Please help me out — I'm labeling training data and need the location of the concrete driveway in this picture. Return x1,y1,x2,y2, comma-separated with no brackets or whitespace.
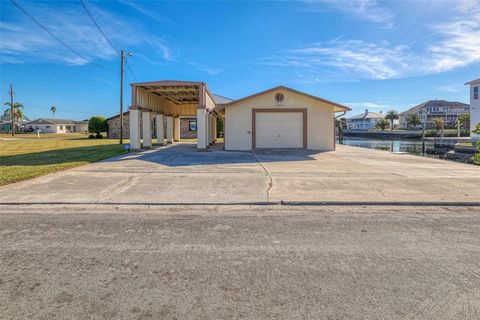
1,143,480,204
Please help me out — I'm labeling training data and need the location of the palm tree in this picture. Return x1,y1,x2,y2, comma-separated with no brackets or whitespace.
385,110,399,131
4,102,24,121
50,106,57,118
375,118,390,131
406,113,422,129
458,113,470,130
432,117,444,136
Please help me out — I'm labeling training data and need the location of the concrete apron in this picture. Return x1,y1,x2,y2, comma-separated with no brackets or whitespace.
1,144,480,206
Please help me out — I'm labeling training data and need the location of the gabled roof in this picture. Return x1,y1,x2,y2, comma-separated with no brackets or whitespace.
465,78,480,85
348,112,384,120
212,94,234,104
222,85,351,112
26,118,76,125
399,100,469,115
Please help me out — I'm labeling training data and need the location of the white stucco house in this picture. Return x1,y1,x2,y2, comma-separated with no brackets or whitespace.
346,110,384,130
25,118,88,133
128,80,350,151
466,78,479,140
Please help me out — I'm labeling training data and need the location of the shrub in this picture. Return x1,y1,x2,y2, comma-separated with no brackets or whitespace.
88,116,107,135
88,134,95,139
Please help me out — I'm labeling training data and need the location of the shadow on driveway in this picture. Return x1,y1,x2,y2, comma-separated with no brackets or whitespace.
101,143,325,167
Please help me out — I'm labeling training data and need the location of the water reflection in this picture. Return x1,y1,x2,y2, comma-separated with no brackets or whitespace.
337,137,434,155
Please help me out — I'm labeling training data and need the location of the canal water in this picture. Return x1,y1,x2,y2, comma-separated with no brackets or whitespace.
337,137,434,156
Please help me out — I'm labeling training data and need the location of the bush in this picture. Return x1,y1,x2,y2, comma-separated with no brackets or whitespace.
88,116,107,135
95,133,103,139
88,134,95,139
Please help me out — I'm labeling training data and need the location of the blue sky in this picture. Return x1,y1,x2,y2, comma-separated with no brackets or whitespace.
1,0,479,120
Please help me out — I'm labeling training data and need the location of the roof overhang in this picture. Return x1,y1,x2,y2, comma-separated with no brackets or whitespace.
130,80,217,106
465,78,480,85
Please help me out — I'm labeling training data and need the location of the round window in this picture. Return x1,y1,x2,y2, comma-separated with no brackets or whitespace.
275,92,284,103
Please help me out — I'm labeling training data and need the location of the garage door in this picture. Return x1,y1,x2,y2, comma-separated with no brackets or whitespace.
254,112,304,148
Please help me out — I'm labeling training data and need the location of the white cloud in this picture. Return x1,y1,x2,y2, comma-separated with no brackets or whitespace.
261,7,480,81
303,0,394,27
345,102,391,109
0,2,174,67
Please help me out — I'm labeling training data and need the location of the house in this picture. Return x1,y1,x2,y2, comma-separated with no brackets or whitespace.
0,114,30,133
127,80,350,151
398,100,469,129
346,110,384,130
107,94,232,140
465,78,479,140
25,118,89,133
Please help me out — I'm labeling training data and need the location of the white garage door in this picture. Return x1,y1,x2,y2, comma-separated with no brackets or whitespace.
255,112,304,148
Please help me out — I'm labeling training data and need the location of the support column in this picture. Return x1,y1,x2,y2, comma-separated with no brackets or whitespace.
156,113,164,145
142,110,152,148
166,116,174,144
173,117,180,142
197,109,207,151
213,115,217,143
129,108,141,150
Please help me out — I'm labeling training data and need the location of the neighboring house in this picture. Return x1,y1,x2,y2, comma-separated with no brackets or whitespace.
346,109,384,130
465,78,479,140
126,80,350,151
399,100,469,129
107,94,233,140
0,114,30,133
25,118,88,133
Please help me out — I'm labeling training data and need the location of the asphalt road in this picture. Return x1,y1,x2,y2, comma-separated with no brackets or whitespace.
1,204,479,320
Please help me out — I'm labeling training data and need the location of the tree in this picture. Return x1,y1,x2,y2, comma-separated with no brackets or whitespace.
458,113,470,130
385,110,399,131
4,102,24,120
406,113,422,129
88,116,107,138
375,118,390,131
472,123,480,165
50,106,56,118
432,117,444,136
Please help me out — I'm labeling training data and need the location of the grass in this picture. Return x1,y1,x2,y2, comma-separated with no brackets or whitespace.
0,133,126,186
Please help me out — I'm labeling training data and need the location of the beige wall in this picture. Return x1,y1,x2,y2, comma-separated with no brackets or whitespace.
136,87,197,116
225,89,335,151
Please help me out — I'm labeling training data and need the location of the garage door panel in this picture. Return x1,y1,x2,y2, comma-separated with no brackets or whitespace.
255,112,304,148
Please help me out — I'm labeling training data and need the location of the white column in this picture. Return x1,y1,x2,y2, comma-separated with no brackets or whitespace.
156,114,164,145
197,108,207,150
174,117,180,142
142,110,152,148
213,116,217,142
129,108,141,150
166,116,174,144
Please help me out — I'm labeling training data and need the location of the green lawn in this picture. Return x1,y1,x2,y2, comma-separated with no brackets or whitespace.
0,134,127,186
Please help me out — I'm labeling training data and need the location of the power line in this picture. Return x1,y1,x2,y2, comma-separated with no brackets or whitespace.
10,0,114,72
79,0,119,54
125,60,137,82
79,0,137,83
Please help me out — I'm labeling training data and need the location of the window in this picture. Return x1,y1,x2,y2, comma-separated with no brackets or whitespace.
46,125,50,128
474,86,478,100
189,121,197,132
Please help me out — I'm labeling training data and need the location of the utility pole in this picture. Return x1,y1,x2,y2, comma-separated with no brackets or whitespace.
119,50,133,145
9,83,14,137
120,50,125,144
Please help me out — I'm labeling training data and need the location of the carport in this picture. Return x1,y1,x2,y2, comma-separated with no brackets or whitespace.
129,80,218,151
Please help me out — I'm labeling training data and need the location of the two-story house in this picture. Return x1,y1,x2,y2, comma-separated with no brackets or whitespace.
399,100,469,129
465,78,479,140
346,109,385,130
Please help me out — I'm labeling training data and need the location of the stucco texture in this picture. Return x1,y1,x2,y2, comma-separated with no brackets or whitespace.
224,89,335,151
